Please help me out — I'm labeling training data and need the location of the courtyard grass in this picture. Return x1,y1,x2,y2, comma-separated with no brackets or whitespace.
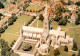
19,43,35,52
26,5,43,12
0,15,33,45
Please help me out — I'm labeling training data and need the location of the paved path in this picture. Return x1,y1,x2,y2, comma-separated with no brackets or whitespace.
4,32,19,36
29,15,39,26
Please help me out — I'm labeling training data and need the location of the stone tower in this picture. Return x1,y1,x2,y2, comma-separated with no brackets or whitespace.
40,5,49,44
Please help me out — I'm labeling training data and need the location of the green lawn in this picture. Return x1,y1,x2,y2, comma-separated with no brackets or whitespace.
51,21,80,50
26,5,43,12
31,20,43,28
32,20,80,56
32,20,80,50
40,46,77,56
0,15,33,45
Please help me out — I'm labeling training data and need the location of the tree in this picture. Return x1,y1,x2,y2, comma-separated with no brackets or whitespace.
39,14,44,21
0,16,1,20
8,14,17,25
68,0,74,5
4,25,8,30
11,53,20,56
64,46,68,52
72,54,76,56
54,49,60,56
22,43,31,51
0,13,3,16
0,2,4,9
8,18,14,25
6,52,12,56
72,42,78,51
0,27,5,33
77,50,80,56
1,0,7,3
0,39,11,56
75,14,80,25
75,1,80,6
23,3,29,11
58,19,67,26
75,19,79,25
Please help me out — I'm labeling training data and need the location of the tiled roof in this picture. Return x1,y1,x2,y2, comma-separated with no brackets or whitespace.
62,12,68,17
0,9,4,12
0,16,10,27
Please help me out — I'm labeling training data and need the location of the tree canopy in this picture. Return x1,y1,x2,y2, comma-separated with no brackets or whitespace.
0,2,4,9
22,43,32,51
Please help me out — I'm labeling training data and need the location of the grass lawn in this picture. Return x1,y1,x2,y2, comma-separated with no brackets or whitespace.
51,21,80,50
19,43,35,52
0,15,33,45
32,20,80,56
40,46,77,56
31,19,43,28
26,5,43,12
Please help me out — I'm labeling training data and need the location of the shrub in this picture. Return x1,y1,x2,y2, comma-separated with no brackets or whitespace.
54,49,60,56
22,43,32,51
14,40,16,42
10,44,13,47
4,25,8,30
64,46,68,52
72,54,76,56
58,19,67,26
39,14,44,21
77,50,80,56
72,42,78,51
0,27,5,33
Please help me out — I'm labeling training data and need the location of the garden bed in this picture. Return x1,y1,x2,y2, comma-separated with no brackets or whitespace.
19,42,35,52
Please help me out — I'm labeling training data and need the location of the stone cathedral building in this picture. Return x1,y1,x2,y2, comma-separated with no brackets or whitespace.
12,5,73,56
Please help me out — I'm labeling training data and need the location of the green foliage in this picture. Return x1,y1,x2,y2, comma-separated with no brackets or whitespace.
58,18,67,26
54,16,62,21
72,42,78,51
64,46,68,52
26,16,36,26
1,0,7,3
0,2,4,9
22,43,32,51
8,14,17,25
75,14,80,25
0,13,3,16
4,25,8,30
8,18,14,25
75,19,79,25
77,50,80,56
0,16,1,20
11,53,20,56
54,49,60,56
23,3,29,11
75,1,80,6
39,14,44,21
72,54,76,56
6,52,12,56
0,27,5,33
61,0,68,5
14,0,17,2
68,0,74,5
0,39,11,56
